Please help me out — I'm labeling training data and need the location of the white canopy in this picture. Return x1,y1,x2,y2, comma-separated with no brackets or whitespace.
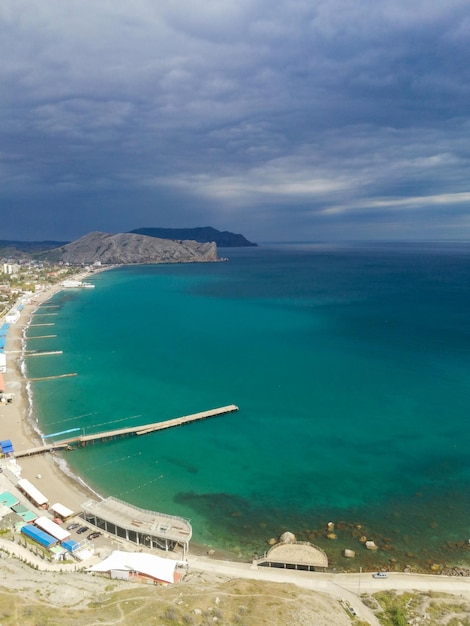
50,502,74,519
88,550,176,584
17,478,48,507
35,516,71,542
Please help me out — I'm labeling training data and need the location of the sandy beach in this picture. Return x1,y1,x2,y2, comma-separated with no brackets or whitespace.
0,274,247,561
1,279,98,513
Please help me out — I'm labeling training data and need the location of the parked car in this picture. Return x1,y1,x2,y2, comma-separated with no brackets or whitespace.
67,523,79,530
77,526,89,534
87,532,102,540
372,572,388,578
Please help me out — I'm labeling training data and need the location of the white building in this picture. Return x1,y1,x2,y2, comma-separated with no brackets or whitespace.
5,309,20,324
88,551,178,584
2,264,20,275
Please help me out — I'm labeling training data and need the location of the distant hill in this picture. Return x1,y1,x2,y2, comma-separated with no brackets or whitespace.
130,227,257,247
0,240,68,258
37,232,220,265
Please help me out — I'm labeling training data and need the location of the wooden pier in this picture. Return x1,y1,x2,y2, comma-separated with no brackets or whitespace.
29,323,55,327
15,405,239,458
26,335,57,340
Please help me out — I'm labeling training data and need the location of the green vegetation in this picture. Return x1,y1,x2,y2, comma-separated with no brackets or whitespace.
0,258,82,317
373,590,470,626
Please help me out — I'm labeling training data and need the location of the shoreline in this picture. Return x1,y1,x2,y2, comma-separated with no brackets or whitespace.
3,266,470,586
1,270,240,562
2,276,100,512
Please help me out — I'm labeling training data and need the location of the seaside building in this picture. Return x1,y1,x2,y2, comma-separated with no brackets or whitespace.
88,550,180,584
61,279,95,289
81,496,192,556
21,524,58,548
34,516,71,542
253,541,329,572
5,308,20,324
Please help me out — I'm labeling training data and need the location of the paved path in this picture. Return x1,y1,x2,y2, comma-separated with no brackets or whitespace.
188,554,470,626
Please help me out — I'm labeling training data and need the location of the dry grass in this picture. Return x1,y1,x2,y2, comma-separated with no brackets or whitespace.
0,556,352,626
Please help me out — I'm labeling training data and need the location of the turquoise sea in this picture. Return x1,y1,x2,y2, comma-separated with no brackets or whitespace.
25,242,470,569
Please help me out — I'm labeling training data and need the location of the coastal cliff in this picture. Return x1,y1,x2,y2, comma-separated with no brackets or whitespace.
39,231,220,265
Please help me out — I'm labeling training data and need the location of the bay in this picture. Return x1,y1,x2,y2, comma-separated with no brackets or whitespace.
26,242,470,567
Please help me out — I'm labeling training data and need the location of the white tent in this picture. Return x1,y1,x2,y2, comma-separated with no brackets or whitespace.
88,550,177,584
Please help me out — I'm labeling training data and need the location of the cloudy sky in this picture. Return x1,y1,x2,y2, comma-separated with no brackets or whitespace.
1,1,470,242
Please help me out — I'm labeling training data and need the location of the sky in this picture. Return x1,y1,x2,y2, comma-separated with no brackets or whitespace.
1,1,470,242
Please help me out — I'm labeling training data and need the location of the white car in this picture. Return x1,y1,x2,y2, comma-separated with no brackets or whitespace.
372,572,388,578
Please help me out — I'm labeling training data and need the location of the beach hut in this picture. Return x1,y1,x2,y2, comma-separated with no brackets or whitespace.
0,440,14,456
50,502,74,521
21,524,57,548
17,478,49,509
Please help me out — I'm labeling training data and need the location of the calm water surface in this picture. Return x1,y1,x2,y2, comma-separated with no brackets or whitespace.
26,242,470,568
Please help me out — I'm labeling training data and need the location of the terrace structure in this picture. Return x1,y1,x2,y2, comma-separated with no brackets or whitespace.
253,541,329,572
81,496,192,556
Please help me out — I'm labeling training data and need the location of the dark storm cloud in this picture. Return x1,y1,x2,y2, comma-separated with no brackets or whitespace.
1,0,470,240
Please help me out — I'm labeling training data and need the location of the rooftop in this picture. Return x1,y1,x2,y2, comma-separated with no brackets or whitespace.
81,496,192,545
260,541,329,568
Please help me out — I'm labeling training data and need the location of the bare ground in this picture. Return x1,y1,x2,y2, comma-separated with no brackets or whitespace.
0,554,353,626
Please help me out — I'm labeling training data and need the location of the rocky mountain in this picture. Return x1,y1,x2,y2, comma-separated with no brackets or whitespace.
38,232,220,265
130,226,257,247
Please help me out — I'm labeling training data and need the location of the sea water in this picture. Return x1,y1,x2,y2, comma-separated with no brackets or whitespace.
25,243,470,568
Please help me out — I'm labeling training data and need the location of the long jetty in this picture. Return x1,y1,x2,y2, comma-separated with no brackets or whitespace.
25,350,63,357
7,350,63,356
15,405,239,458
28,373,77,382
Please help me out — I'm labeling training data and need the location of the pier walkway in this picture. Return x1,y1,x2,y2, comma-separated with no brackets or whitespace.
15,405,239,458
